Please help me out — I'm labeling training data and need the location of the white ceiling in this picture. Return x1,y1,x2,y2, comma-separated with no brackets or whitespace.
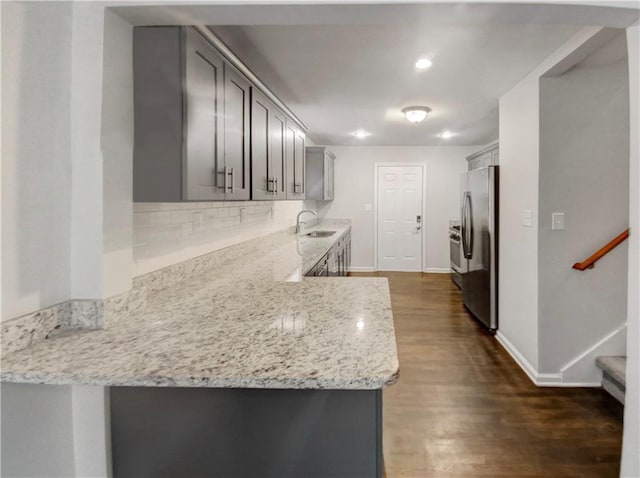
113,2,638,146
211,23,586,145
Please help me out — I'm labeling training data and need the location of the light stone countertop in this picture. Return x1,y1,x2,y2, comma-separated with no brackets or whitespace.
1,224,399,390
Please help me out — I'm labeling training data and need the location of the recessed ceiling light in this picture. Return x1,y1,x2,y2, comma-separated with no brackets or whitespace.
439,130,455,139
352,129,371,139
415,58,433,70
401,106,431,124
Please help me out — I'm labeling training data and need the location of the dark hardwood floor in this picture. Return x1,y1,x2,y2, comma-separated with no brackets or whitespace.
351,272,624,478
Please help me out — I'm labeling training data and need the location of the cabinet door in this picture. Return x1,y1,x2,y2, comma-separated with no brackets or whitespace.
294,127,306,199
184,28,225,201
285,120,305,199
133,27,184,202
270,107,287,200
251,89,271,200
285,120,296,199
223,64,251,200
324,155,335,200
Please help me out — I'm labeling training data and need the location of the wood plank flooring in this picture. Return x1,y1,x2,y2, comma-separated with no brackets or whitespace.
351,272,624,478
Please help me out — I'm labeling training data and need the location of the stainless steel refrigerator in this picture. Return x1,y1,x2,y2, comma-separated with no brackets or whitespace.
460,166,498,331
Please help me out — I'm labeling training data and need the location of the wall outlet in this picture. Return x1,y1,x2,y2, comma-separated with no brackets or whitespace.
552,212,565,230
522,210,533,228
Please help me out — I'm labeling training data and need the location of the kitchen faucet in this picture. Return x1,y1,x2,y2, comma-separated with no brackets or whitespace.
296,209,317,234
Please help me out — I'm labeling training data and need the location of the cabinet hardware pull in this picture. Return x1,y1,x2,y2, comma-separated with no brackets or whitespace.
227,168,234,194
217,168,227,190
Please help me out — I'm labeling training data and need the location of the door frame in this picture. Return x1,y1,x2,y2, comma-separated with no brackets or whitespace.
373,162,427,272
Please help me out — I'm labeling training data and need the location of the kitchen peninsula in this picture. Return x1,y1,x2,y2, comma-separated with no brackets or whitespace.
1,221,398,477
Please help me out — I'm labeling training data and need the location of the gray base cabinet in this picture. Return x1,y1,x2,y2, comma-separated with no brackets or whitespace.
111,387,382,478
305,146,335,201
306,231,351,277
133,27,250,201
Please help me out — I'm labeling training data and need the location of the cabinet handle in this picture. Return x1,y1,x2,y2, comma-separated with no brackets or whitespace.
227,168,234,194
274,177,278,195
216,168,226,190
224,166,228,192
267,177,275,193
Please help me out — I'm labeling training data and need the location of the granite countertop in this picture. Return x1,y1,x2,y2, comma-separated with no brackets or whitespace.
1,223,399,390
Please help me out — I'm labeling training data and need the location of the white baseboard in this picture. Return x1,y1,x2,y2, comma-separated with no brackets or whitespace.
357,267,451,273
495,329,619,387
348,266,376,272
495,331,542,385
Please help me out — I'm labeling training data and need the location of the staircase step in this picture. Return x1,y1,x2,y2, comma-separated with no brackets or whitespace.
596,356,626,404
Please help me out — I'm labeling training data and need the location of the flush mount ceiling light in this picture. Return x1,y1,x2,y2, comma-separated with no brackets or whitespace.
352,129,371,139
415,58,433,70
401,106,431,124
439,130,455,139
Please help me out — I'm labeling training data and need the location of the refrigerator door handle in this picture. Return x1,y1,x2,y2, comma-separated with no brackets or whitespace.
462,192,473,259
461,193,468,257
467,192,474,259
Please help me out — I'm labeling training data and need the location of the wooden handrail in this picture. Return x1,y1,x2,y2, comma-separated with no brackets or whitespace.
572,229,630,271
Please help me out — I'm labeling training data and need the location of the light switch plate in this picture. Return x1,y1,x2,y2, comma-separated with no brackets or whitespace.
522,210,533,228
364,203,372,211
552,212,565,230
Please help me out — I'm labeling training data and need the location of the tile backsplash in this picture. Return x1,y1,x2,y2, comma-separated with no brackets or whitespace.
133,200,311,276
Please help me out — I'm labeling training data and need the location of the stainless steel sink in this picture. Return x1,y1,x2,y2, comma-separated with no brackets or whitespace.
304,231,336,238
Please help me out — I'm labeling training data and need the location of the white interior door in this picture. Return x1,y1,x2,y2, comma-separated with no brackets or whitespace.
376,165,424,271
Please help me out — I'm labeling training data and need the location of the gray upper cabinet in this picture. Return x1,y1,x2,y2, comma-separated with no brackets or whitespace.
184,28,225,201
270,108,287,199
467,142,499,171
286,120,306,200
223,64,251,200
305,146,335,201
251,89,271,200
133,26,250,201
251,89,287,201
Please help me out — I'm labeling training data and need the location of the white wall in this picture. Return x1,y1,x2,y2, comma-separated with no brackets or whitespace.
70,2,106,301
538,36,629,374
1,4,116,477
1,383,76,477
1,1,73,321
498,70,542,371
0,6,83,473
621,22,639,478
497,26,608,376
102,8,134,297
317,145,478,271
